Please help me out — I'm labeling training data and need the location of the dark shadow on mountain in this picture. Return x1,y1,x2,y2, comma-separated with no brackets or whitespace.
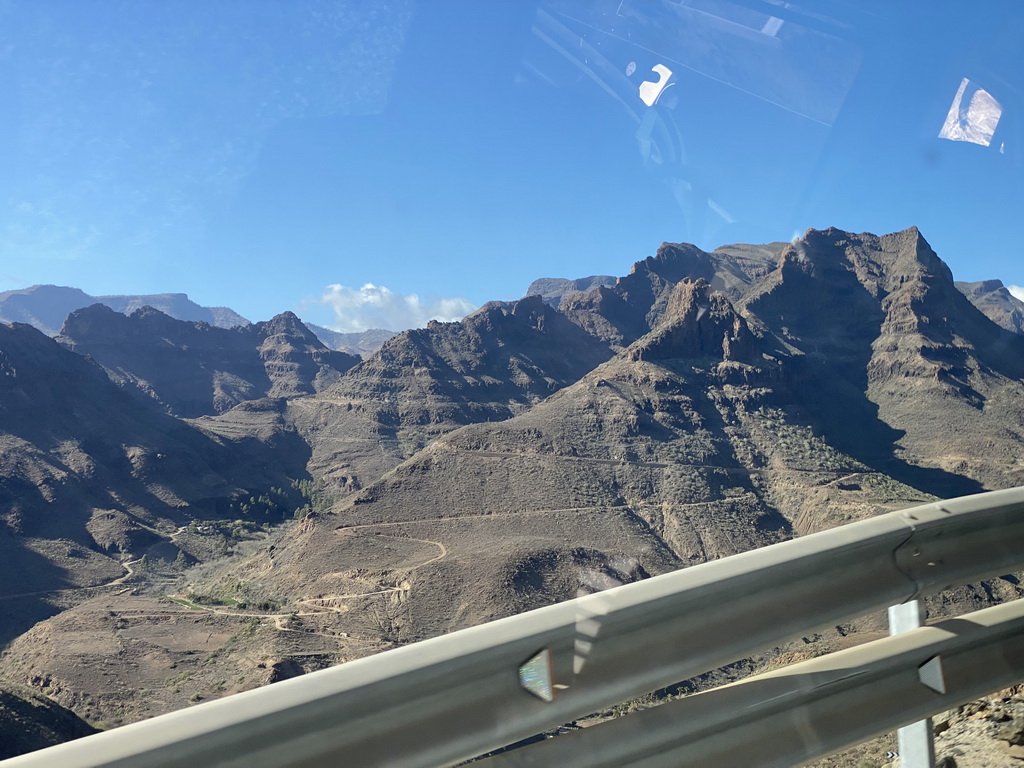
0,537,70,646
787,357,985,501
744,238,987,502
0,596,62,649
0,536,75,599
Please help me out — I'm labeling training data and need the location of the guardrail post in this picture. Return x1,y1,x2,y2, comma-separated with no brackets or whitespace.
888,600,936,768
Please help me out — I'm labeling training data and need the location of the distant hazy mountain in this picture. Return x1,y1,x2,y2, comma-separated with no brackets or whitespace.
95,293,249,329
0,285,250,337
524,275,617,307
0,285,96,337
306,324,397,356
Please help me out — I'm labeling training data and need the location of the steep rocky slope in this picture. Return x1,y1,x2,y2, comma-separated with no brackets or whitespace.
0,322,308,610
557,240,781,348
743,227,1024,496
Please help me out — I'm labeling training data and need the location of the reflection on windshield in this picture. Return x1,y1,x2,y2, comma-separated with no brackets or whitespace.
939,77,1003,148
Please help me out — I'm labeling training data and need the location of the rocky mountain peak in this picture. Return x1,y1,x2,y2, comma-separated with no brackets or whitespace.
510,293,547,316
58,303,128,341
130,304,203,332
256,311,322,344
630,241,713,284
509,294,561,331
256,312,358,399
878,226,954,286
628,278,756,362
57,304,358,416
461,295,562,337
663,276,712,318
61,303,214,347
974,278,1007,293
777,228,861,277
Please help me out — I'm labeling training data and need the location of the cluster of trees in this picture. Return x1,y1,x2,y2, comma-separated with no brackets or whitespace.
227,486,294,522
289,478,338,518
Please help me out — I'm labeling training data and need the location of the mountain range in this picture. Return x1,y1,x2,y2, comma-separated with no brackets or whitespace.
2,226,1024,761
0,284,396,357
0,285,250,337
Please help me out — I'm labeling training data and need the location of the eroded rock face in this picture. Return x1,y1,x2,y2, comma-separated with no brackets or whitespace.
524,275,616,307
628,278,757,363
741,227,1024,495
256,311,360,399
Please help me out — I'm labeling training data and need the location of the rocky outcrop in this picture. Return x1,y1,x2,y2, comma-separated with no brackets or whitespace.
256,311,359,399
558,240,779,348
737,227,1024,496
628,278,758,363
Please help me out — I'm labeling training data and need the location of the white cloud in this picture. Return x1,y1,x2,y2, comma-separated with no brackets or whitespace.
1007,285,1024,303
314,283,476,333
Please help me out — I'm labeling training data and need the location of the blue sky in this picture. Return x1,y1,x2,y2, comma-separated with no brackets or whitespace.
1,1,1021,330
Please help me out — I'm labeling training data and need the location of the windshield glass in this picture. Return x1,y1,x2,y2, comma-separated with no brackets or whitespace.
1,2,1023,765
3,1,1019,323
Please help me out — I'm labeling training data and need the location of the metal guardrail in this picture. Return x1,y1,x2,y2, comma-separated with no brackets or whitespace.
5,487,1024,768
478,597,1024,767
